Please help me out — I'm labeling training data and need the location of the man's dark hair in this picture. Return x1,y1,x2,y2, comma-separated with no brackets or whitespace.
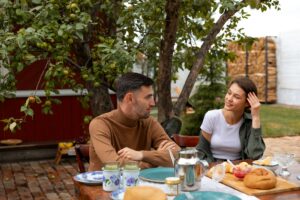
115,72,154,101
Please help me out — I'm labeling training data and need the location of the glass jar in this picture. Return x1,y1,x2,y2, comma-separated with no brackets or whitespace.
165,177,180,196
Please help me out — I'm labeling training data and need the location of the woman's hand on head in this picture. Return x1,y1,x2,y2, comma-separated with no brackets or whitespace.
247,92,261,128
247,92,261,117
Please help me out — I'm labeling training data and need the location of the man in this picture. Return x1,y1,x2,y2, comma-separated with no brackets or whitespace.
88,72,180,171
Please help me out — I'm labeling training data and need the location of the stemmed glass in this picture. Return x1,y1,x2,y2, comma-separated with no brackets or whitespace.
274,153,295,178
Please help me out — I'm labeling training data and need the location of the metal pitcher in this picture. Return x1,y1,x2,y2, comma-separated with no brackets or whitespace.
174,148,208,191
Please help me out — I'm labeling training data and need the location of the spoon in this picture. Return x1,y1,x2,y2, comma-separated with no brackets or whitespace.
226,159,236,169
168,148,175,166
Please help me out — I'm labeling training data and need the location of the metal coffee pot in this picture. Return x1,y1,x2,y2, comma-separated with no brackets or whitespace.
174,148,208,191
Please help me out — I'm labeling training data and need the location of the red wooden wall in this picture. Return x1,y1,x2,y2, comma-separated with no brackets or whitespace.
0,96,90,142
0,60,116,143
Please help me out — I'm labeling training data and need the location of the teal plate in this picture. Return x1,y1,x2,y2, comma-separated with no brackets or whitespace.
174,191,241,200
139,167,174,183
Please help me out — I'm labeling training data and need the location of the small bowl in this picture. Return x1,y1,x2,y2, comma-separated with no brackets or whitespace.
233,167,252,179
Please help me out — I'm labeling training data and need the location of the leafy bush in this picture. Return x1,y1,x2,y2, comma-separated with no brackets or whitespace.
180,83,225,135
180,49,227,136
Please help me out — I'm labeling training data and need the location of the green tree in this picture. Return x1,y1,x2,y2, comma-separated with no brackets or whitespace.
0,0,279,132
0,0,133,131
158,0,280,122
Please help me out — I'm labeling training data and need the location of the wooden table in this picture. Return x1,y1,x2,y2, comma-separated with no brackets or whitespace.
73,162,300,200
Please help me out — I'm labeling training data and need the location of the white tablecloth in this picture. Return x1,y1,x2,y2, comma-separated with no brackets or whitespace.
139,176,259,200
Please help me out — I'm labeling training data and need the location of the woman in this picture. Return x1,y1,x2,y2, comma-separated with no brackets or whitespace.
196,76,265,163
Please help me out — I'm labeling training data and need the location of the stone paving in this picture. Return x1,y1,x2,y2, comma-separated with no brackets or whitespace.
0,158,78,200
0,136,299,200
263,136,300,161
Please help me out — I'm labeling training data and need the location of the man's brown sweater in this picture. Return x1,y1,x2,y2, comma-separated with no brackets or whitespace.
88,109,180,171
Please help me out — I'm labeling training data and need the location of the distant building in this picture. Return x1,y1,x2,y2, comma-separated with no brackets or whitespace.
276,30,300,106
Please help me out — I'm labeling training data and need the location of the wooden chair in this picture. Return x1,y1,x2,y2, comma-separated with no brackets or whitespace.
54,142,74,164
75,144,90,173
173,134,199,147
161,116,182,139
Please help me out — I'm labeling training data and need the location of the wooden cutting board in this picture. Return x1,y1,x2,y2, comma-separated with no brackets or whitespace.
207,173,300,196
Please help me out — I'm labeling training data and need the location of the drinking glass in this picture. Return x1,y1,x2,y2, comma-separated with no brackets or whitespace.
123,161,139,170
210,163,225,191
274,153,295,177
102,161,121,191
212,163,226,183
122,161,140,188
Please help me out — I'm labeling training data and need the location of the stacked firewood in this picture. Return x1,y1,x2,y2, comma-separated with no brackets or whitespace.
227,37,277,103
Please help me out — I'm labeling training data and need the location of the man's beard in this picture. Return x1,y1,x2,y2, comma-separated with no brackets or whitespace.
140,112,150,119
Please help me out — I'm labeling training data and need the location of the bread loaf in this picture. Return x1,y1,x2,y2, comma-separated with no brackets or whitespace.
243,168,277,189
124,186,166,200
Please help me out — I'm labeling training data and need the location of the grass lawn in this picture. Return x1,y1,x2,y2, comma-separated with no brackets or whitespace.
152,104,300,138
261,104,300,138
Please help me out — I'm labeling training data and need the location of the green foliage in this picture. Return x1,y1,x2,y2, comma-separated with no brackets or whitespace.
0,0,280,132
0,72,16,102
0,0,136,131
0,95,41,132
180,83,225,136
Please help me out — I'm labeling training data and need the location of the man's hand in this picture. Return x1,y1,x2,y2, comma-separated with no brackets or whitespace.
158,140,176,151
118,147,143,161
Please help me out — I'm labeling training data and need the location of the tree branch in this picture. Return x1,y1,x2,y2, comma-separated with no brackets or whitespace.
34,58,50,94
174,2,246,116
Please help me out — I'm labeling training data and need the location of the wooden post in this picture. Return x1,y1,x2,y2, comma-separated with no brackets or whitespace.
264,36,269,103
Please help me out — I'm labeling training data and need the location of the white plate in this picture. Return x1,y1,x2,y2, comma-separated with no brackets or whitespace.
252,161,279,171
74,171,103,185
111,188,125,200
253,160,278,167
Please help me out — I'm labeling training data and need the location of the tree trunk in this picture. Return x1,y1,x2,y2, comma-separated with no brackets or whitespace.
173,7,241,116
72,2,120,117
73,37,114,117
88,83,113,117
157,0,181,122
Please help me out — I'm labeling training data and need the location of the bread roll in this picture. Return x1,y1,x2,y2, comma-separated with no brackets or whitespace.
238,162,250,168
124,186,166,200
244,168,277,189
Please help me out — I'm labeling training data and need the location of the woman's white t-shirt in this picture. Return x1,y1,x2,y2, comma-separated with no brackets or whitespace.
200,109,243,160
